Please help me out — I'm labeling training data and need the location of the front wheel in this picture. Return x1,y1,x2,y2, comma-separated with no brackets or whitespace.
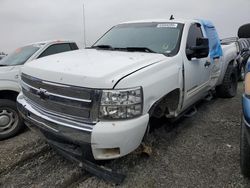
0,99,24,140
216,64,238,98
240,117,250,177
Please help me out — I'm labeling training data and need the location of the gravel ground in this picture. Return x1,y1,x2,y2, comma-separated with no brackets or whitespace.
1,83,250,188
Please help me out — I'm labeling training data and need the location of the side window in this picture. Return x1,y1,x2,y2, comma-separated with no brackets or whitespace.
186,24,203,50
70,43,79,50
38,43,72,58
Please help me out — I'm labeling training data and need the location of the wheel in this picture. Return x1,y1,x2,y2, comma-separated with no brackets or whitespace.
216,64,238,98
0,99,24,140
238,65,245,81
240,117,250,177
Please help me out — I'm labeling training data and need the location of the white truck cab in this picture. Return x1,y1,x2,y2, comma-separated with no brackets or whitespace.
17,19,239,160
0,40,78,140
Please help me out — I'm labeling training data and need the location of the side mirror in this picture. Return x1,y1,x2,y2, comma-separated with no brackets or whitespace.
186,38,209,60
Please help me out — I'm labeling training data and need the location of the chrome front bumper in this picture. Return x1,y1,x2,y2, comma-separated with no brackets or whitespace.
17,93,92,145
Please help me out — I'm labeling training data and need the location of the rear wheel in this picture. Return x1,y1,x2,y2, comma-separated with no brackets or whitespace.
0,99,24,140
216,64,238,98
240,117,250,177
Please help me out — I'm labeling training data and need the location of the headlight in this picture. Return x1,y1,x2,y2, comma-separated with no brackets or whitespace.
99,87,143,119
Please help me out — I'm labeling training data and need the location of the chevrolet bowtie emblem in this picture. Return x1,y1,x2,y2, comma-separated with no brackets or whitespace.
37,88,49,100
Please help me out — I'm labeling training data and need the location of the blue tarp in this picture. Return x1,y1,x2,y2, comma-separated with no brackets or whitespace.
199,19,223,59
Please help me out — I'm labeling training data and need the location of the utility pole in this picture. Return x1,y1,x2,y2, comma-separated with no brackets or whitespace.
83,3,87,48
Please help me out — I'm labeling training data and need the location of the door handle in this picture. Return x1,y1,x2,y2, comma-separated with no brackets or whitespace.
204,61,211,67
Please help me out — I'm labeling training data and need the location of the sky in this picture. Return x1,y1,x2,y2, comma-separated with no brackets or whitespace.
0,0,249,53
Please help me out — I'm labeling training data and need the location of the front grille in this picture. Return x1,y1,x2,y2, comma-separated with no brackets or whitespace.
21,73,101,125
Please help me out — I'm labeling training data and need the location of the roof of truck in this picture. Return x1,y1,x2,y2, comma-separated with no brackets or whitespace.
120,18,196,25
27,40,75,47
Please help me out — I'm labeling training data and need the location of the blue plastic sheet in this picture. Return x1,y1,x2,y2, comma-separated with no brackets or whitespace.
199,19,223,59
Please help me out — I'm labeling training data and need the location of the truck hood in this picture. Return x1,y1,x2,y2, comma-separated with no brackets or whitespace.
0,65,20,85
22,49,166,88
0,66,15,73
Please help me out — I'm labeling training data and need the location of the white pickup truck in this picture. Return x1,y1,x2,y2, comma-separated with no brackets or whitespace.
0,40,78,140
17,19,239,160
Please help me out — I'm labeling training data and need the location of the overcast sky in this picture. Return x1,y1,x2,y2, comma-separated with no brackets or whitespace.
0,0,249,53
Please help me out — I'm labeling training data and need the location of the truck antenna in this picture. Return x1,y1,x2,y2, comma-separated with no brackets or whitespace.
170,15,174,20
83,3,87,48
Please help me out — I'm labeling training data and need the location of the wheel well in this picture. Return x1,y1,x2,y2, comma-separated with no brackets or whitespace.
224,59,237,73
0,90,19,102
149,88,180,118
236,58,241,70
229,60,235,66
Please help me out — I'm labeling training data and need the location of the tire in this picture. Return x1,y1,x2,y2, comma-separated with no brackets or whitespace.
240,117,250,177
0,99,24,140
216,64,238,98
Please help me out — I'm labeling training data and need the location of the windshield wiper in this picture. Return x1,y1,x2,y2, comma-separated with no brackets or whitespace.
91,45,114,50
123,47,156,53
91,45,156,53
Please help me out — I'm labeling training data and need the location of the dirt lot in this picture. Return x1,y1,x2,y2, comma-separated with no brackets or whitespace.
1,83,250,188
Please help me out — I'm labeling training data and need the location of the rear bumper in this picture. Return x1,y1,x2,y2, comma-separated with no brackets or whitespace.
17,93,149,160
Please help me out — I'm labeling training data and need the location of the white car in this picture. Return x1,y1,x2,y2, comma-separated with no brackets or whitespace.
0,40,78,140
17,19,239,160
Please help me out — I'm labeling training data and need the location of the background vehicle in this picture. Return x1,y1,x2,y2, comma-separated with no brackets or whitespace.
0,54,7,60
220,37,250,81
238,37,250,81
0,40,78,140
17,19,239,161
239,23,250,177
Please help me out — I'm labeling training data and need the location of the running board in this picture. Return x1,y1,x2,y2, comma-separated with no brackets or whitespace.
184,106,197,118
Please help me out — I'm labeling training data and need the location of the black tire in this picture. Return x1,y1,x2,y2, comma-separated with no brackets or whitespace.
216,64,238,98
240,117,250,177
0,99,24,140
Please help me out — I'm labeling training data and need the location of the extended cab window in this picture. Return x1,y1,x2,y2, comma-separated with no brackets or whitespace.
186,23,204,57
38,43,72,58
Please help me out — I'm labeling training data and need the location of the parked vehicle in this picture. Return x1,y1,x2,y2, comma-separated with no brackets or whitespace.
0,54,6,60
241,59,250,177
239,23,250,177
17,19,239,161
220,37,250,81
238,37,250,80
0,40,78,140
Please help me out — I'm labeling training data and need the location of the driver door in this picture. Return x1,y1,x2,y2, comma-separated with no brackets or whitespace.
183,23,211,107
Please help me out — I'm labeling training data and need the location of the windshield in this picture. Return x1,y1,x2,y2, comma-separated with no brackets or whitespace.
0,45,40,66
93,22,184,56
